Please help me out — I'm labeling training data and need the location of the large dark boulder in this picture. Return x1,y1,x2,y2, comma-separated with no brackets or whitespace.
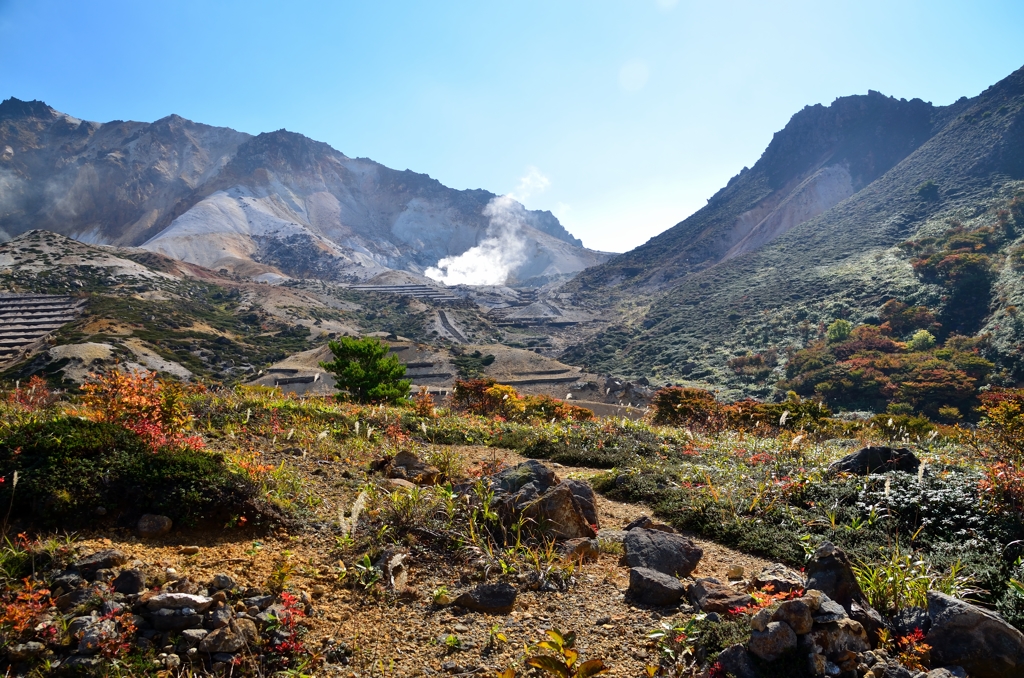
623,528,702,577
926,591,1024,678
627,567,685,606
828,446,920,475
806,542,884,641
522,484,597,539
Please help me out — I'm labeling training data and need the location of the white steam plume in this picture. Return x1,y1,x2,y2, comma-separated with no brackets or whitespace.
425,167,549,286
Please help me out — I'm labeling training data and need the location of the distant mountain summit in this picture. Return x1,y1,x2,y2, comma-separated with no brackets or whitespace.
0,99,605,285
566,64,1024,393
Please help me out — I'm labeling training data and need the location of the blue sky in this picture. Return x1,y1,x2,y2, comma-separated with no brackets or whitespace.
2,1,1023,253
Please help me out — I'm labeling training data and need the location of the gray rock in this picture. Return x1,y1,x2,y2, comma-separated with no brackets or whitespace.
206,606,233,629
772,597,814,634
78,619,117,655
805,542,864,610
453,582,517,614
927,669,965,678
627,567,685,606
926,591,1024,678
752,563,806,593
562,478,600,528
750,607,773,632
137,514,173,537
623,528,703,577
73,549,129,578
243,595,274,610
256,604,296,629
199,618,258,654
493,460,558,493
892,606,930,636
50,570,85,593
112,568,146,595
387,450,440,485
828,446,920,475
716,643,759,678
522,483,597,539
748,621,797,661
211,574,236,590
803,618,869,656
688,578,753,613
176,628,209,652
54,588,95,612
624,514,676,533
68,615,95,637
813,595,848,623
557,538,600,563
63,656,104,669
146,592,214,613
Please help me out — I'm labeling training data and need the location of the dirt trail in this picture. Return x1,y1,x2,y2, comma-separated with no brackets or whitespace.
71,444,772,677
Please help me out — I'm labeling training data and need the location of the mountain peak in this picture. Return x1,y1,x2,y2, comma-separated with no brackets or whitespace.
0,97,57,120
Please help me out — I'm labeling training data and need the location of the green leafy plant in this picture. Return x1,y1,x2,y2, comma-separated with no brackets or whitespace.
319,336,410,404
524,629,608,677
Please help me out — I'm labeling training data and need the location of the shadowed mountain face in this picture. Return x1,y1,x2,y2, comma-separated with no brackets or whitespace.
0,99,605,284
565,65,1024,391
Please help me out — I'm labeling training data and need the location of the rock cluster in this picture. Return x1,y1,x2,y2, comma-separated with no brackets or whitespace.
708,543,1024,678
5,548,316,673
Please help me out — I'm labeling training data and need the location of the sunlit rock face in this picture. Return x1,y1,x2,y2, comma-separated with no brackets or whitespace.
0,98,607,285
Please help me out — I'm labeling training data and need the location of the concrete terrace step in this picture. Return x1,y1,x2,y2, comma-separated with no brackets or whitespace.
0,294,84,365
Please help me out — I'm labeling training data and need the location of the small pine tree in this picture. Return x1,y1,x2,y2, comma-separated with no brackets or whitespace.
319,336,411,403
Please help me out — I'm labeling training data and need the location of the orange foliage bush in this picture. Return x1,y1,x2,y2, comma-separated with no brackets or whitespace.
79,369,204,451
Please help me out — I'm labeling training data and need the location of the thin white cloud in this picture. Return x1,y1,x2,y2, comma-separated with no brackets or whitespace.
512,166,550,201
619,59,650,92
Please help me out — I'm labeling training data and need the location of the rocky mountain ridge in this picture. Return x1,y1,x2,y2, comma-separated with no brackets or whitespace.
565,64,1024,397
0,99,606,285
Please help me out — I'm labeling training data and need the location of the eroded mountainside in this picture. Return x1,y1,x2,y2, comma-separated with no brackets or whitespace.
0,99,607,284
565,66,1024,399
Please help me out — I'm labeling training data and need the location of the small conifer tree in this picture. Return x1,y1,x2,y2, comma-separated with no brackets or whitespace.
319,336,410,403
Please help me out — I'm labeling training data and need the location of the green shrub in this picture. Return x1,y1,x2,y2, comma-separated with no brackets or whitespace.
826,319,853,343
0,418,271,528
320,336,410,404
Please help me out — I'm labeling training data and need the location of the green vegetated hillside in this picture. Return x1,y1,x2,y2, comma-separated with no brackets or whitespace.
564,65,1024,411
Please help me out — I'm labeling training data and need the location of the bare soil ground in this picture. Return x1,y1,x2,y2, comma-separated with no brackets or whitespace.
71,444,770,677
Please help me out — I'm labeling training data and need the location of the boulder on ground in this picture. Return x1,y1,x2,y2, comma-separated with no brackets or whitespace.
73,549,129,578
752,563,805,593
689,577,754,613
137,514,173,538
493,460,558,494
716,643,759,678
804,618,870,657
386,450,440,485
624,514,676,533
111,569,145,595
623,528,702,577
748,621,797,661
522,484,597,539
926,590,1024,678
828,446,920,476
453,582,517,614
627,567,685,606
557,538,600,563
805,542,865,611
